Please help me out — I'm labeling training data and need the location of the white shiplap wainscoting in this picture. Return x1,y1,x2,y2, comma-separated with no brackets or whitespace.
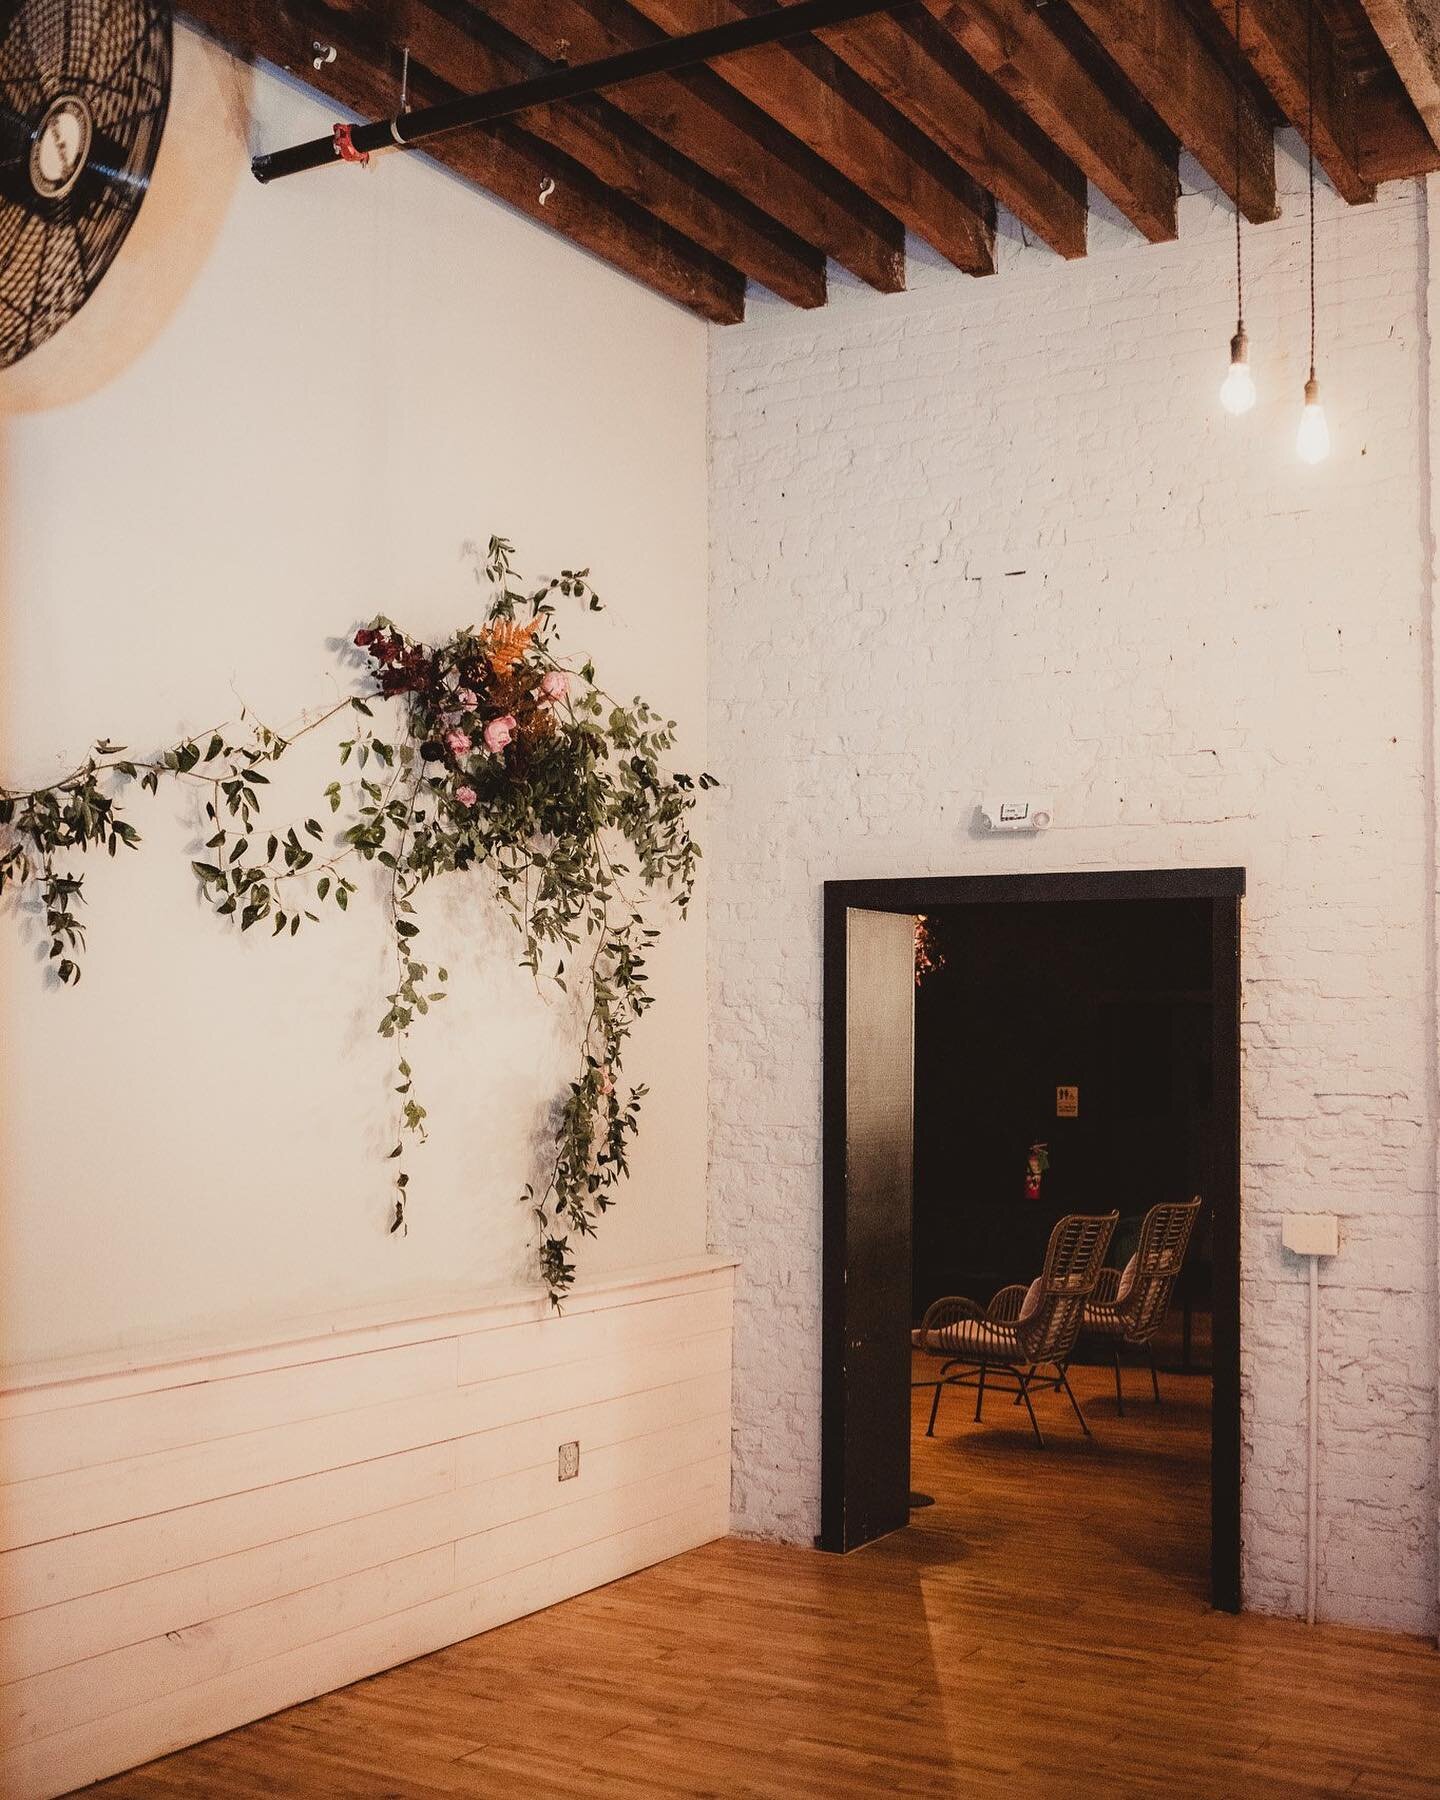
0,1258,734,1800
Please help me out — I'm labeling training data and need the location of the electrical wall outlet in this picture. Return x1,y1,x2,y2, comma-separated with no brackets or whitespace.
557,1440,580,1481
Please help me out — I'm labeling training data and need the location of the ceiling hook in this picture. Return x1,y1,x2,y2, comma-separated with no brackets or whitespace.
538,175,556,206
398,45,411,113
312,42,337,71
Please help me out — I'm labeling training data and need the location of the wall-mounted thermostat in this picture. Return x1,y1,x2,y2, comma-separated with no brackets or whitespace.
979,797,1054,833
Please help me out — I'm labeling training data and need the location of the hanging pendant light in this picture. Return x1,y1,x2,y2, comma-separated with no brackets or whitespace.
1220,0,1256,415
1296,0,1331,462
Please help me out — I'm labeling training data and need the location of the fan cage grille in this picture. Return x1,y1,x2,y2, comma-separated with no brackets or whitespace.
0,0,172,369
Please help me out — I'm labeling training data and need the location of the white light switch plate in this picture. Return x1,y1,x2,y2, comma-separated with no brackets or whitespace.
1282,1214,1339,1257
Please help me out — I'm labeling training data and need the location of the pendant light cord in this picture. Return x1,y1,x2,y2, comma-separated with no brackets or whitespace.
1307,0,1317,382
1234,0,1244,332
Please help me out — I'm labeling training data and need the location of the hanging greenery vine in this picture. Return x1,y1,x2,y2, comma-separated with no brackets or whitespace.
0,538,714,1304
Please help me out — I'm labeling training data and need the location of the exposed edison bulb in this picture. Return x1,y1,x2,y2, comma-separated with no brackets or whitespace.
1296,374,1331,464
1219,328,1256,415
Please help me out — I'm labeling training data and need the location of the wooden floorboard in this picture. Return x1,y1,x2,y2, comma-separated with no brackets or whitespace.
81,1363,1440,1798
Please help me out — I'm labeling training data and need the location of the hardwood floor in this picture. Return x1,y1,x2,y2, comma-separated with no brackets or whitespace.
85,1361,1440,1799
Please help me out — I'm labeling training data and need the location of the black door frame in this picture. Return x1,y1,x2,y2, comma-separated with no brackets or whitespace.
820,866,1244,1612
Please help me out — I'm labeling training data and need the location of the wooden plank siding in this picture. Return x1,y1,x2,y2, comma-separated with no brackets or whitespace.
0,1260,735,1800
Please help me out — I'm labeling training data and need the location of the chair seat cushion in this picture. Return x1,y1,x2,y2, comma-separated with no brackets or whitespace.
912,1318,1019,1360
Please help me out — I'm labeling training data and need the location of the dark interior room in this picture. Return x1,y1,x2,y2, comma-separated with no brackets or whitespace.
912,897,1214,1370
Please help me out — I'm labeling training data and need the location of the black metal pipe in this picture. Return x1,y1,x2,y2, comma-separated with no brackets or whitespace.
252,0,901,183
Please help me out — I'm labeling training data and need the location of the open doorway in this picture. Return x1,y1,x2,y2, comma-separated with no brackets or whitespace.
820,869,1242,1613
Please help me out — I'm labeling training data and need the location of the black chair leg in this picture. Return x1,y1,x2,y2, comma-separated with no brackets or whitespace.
974,1363,987,1422
1057,1363,1091,1438
1148,1346,1161,1405
1012,1364,1037,1405
1113,1347,1126,1417
1016,1366,1045,1447
926,1379,944,1437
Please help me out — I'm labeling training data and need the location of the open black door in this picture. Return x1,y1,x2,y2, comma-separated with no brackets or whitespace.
819,902,915,1552
820,867,1243,1610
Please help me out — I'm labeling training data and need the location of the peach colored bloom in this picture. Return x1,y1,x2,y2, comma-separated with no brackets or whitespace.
483,714,517,753
444,730,472,756
538,670,569,703
455,785,477,807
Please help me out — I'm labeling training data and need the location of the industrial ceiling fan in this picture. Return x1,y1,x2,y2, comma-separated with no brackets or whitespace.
0,0,172,369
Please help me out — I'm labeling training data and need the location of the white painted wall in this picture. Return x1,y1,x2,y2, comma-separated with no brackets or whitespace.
0,25,711,1371
708,154,1440,1635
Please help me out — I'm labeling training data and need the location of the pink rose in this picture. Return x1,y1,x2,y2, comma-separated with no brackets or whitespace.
454,785,477,807
483,714,517,753
538,670,569,704
444,729,472,756
456,688,478,709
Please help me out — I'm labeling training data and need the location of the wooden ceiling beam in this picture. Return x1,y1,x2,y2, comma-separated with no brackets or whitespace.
1354,0,1440,148
1354,66,1440,180
1203,0,1374,203
326,0,827,306
181,0,747,321
458,0,905,291
1066,0,1279,222
617,0,998,273
816,5,1088,258
918,0,1179,243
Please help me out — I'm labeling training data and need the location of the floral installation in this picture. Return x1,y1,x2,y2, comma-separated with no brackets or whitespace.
1024,1141,1050,1201
0,537,714,1304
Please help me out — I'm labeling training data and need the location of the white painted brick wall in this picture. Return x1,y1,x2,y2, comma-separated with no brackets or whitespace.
706,149,1440,1636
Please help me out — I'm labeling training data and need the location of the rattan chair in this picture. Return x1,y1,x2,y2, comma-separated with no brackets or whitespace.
912,1211,1118,1447
1082,1196,1202,1415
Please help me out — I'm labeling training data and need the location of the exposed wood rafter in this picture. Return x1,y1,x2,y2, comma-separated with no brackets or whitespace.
617,0,998,273
1066,0,1279,222
1355,65,1440,180
185,0,1440,322
815,4,1088,259
335,0,829,305
456,0,907,290
1205,0,1375,204
184,0,748,319
918,0,1181,244
1355,0,1440,148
